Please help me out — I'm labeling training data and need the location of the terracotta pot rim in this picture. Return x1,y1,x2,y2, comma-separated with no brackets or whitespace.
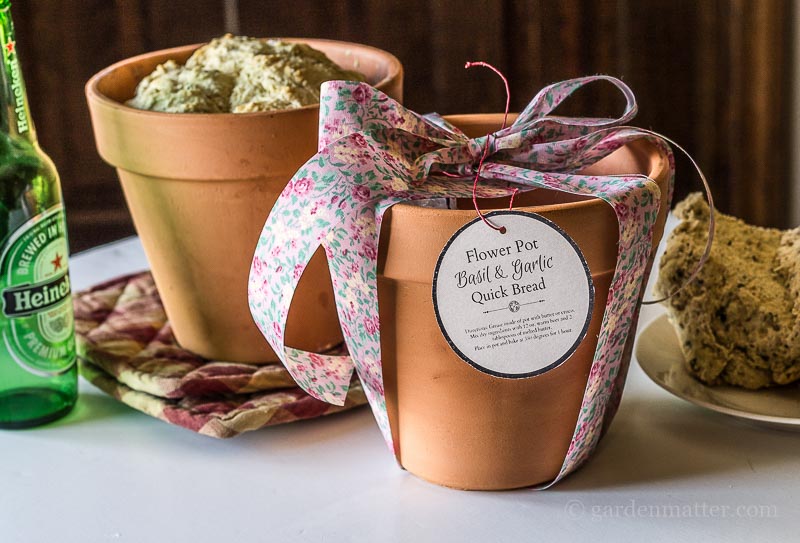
392,194,599,218
85,37,403,119
85,38,404,179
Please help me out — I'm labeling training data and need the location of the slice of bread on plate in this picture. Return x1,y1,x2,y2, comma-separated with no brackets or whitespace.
655,193,800,389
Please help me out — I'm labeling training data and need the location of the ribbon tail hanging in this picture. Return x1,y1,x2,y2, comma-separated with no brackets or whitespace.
247,169,362,406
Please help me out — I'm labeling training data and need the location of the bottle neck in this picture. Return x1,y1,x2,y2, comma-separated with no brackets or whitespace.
0,1,35,142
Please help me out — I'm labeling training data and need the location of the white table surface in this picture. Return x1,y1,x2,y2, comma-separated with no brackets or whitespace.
2,231,799,543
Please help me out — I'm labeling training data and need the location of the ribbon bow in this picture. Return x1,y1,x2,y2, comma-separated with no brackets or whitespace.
248,76,673,485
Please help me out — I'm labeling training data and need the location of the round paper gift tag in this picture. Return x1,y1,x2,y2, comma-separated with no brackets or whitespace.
432,210,594,378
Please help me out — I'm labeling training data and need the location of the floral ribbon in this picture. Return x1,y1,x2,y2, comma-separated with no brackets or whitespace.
248,76,674,485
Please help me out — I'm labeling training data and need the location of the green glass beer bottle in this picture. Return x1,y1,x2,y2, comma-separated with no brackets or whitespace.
0,0,77,428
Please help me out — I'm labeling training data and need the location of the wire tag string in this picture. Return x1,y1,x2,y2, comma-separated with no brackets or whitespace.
639,129,715,305
464,61,519,234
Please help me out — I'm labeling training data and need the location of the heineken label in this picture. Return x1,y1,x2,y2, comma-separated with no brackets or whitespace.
1,205,75,376
1,27,28,134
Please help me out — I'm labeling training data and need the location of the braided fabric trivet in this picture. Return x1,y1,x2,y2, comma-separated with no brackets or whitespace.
73,271,365,438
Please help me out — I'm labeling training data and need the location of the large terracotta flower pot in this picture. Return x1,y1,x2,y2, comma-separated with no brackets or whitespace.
86,39,403,363
377,114,670,489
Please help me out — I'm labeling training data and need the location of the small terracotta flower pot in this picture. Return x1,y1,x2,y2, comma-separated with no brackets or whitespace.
86,39,403,363
377,114,670,489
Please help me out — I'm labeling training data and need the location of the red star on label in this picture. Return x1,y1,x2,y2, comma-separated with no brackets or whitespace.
5,40,14,55
51,253,63,271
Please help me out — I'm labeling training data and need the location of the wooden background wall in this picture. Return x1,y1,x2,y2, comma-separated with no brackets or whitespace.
9,0,795,252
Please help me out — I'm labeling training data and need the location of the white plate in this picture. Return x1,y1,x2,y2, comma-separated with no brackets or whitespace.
636,314,800,431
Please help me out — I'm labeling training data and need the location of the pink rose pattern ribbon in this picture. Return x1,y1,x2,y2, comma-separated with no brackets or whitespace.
248,76,674,485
